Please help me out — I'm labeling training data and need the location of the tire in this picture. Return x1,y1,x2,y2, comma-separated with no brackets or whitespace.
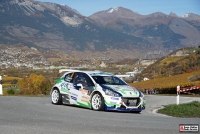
51,88,62,105
91,93,104,111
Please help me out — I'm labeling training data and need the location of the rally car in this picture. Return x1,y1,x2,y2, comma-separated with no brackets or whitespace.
50,69,146,112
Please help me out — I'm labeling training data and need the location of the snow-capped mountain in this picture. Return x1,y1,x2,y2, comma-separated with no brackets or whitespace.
107,7,119,13
181,13,190,18
1,0,200,60
89,7,200,49
0,0,148,56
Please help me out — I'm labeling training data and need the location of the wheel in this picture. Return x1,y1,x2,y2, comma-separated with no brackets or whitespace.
51,88,62,105
91,93,104,111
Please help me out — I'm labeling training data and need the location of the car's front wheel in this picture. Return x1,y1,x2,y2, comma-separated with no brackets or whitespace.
51,88,62,105
91,93,104,111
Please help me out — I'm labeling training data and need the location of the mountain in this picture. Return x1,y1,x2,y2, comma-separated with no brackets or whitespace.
1,1,200,60
64,5,81,15
0,0,149,60
89,7,200,53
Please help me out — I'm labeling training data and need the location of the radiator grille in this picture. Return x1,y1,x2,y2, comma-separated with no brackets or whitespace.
121,97,140,107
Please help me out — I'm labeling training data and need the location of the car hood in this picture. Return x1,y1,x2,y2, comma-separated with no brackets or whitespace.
100,84,140,97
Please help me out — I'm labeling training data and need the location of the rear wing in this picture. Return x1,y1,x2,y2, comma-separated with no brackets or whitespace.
59,69,82,73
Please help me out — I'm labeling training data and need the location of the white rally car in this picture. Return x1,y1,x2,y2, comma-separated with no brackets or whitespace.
50,69,146,112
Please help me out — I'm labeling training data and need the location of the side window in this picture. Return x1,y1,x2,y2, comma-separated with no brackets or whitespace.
73,73,94,87
64,73,73,82
113,77,120,84
73,73,81,85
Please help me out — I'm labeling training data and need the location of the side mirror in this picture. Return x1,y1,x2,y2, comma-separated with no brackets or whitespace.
77,83,83,89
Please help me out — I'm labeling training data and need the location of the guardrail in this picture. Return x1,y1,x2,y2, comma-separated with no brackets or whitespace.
176,85,200,105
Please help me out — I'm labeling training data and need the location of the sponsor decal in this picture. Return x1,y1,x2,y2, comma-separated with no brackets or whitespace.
82,96,90,99
111,97,119,100
80,89,89,94
71,96,77,101
61,83,70,90
69,92,78,97
179,124,199,133
81,96,90,102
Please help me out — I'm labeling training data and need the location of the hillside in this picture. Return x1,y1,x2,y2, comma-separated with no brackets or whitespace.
135,47,200,81
0,0,149,60
131,69,200,92
1,1,200,60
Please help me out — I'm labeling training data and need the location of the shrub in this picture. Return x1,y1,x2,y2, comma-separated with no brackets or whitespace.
7,89,15,95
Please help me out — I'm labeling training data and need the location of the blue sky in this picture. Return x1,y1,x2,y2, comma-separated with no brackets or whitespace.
37,0,200,17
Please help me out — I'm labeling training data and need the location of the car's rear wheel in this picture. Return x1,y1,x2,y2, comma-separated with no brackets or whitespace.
51,88,62,105
91,93,104,111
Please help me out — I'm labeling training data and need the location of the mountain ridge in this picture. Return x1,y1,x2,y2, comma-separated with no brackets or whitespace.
89,7,200,51
0,0,200,60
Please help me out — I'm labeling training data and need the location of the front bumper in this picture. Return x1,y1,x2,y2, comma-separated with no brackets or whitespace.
104,96,146,112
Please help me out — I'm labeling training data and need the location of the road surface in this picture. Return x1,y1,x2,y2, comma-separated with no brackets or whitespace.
0,95,199,134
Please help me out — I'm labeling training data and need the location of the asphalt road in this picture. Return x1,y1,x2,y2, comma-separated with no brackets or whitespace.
0,95,200,134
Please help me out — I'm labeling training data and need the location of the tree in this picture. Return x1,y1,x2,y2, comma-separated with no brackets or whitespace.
18,73,51,95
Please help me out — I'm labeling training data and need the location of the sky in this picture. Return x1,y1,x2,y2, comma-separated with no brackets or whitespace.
37,0,200,17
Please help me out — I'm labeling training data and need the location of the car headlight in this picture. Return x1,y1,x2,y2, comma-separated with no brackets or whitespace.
139,91,144,98
104,89,120,97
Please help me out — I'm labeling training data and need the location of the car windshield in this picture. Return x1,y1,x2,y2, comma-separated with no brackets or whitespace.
92,76,127,85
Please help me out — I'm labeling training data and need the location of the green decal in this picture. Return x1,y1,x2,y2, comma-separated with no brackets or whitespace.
134,90,138,95
120,90,126,95
56,78,64,84
142,103,146,107
87,102,91,108
61,87,69,93
77,102,91,108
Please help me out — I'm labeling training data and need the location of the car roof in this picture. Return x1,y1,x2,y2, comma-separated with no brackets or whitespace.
60,69,115,77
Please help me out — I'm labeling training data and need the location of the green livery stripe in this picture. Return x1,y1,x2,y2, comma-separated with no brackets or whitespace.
56,78,64,84
120,90,126,95
142,103,146,107
87,102,91,108
77,102,91,108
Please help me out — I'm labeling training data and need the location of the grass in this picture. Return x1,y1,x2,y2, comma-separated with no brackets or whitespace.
158,101,200,118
